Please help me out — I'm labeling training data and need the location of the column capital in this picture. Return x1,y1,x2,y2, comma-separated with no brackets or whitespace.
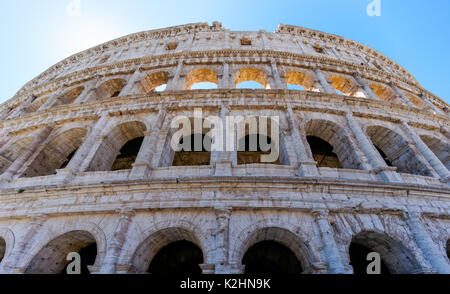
116,208,136,219
312,208,330,219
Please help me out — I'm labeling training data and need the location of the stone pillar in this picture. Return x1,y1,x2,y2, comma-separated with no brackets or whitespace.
1,214,47,274
0,126,53,182
129,109,167,179
166,60,184,90
75,76,103,104
218,62,232,89
345,113,403,182
404,211,450,274
119,68,144,96
99,209,135,274
389,83,415,107
401,122,450,182
38,87,66,110
214,106,234,176
313,68,335,94
7,96,34,119
312,210,348,274
270,59,286,89
213,207,232,274
286,105,319,177
352,74,379,100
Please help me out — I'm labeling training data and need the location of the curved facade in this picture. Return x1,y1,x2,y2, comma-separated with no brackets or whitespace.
0,22,449,274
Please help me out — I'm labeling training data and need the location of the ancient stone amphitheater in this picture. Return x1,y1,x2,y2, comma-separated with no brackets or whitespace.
0,22,449,275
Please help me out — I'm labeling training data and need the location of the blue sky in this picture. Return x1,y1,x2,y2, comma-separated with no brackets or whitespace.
1,0,449,103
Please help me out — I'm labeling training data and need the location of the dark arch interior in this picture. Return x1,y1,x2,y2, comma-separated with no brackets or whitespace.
375,146,393,167
237,134,280,165
242,241,303,275
111,90,121,98
148,240,203,275
307,136,342,168
111,137,144,171
59,148,78,170
172,134,211,166
446,239,450,260
0,237,6,263
62,243,97,275
349,242,390,275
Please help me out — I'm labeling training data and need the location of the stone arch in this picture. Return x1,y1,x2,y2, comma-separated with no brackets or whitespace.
420,134,450,170
235,68,269,89
0,136,33,175
25,95,49,112
96,78,127,99
369,83,399,103
87,121,147,172
129,226,205,274
366,125,432,176
21,221,106,274
139,71,169,93
231,226,315,273
22,127,88,177
53,86,85,107
348,231,421,274
0,228,15,266
285,71,316,91
446,239,450,260
305,119,362,170
184,68,218,90
328,75,364,97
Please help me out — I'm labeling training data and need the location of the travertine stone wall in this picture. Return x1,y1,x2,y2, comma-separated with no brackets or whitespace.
0,23,448,274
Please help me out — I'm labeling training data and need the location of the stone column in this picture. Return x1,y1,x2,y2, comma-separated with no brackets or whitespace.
7,96,34,119
0,126,53,182
389,83,415,107
313,68,335,94
312,210,348,274
75,76,103,104
218,62,232,89
166,60,184,90
129,109,167,179
352,74,379,100
401,122,450,182
214,106,234,176
270,59,286,89
345,113,403,182
99,209,136,274
212,207,232,274
1,214,47,274
403,211,450,274
119,68,144,96
286,105,319,177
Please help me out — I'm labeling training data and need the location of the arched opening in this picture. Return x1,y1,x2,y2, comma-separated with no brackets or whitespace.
305,119,362,170
349,231,421,274
446,239,449,260
139,71,169,93
0,137,33,175
235,68,269,89
22,128,87,177
172,133,211,166
148,240,203,275
0,237,6,264
25,230,98,274
25,96,49,112
285,71,317,91
366,125,432,176
375,146,393,167
184,68,218,90
328,75,365,97
369,84,401,104
96,79,127,99
406,94,425,108
87,121,147,172
242,241,302,275
237,134,282,165
111,137,144,171
53,86,85,107
307,136,342,168
420,135,450,170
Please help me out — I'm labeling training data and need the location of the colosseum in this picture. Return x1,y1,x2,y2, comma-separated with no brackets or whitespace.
0,22,449,275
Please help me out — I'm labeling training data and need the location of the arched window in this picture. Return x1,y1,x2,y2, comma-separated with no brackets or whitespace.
184,68,218,90
366,125,432,176
96,79,127,99
328,75,366,98
307,136,342,168
22,128,87,178
172,133,211,166
53,86,85,106
111,137,144,171
0,137,33,175
0,237,6,264
25,96,49,112
235,68,270,89
285,71,317,91
370,84,402,104
237,134,283,165
406,94,425,108
420,135,450,170
25,231,98,274
139,71,169,93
